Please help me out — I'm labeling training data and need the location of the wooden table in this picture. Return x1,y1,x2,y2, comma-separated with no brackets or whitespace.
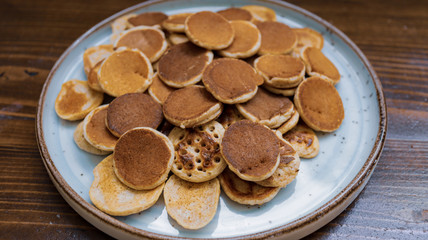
0,0,426,239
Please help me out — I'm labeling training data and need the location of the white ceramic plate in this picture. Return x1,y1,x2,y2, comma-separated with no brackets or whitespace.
37,0,387,239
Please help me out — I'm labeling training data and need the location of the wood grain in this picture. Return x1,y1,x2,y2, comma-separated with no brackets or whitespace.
0,0,427,239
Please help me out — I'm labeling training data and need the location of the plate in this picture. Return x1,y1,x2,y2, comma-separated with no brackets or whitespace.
36,0,387,239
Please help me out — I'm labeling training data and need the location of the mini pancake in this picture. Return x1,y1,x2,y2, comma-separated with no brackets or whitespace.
90,155,164,216
98,48,153,97
127,12,168,28
158,42,213,88
114,26,168,63
83,44,114,76
217,8,253,21
219,168,280,205
74,121,109,155
162,13,192,32
277,109,299,134
294,76,344,132
256,21,297,55
221,120,280,181
256,133,300,187
110,14,136,43
168,121,227,182
217,104,244,129
106,92,163,137
163,85,223,128
263,85,297,97
254,54,305,88
292,28,324,57
202,58,262,104
184,11,234,50
241,5,277,22
148,73,175,104
168,33,189,45
236,87,294,128
113,127,174,190
301,47,340,85
163,175,220,230
87,61,103,92
55,79,103,121
83,105,118,151
218,20,261,59
283,123,320,158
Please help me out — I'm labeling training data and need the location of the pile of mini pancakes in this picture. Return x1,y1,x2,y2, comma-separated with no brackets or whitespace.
54,5,345,230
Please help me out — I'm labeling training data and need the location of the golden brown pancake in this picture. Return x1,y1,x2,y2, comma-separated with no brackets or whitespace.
218,20,261,59
221,120,280,181
236,87,294,128
127,12,168,28
168,33,189,45
55,79,103,121
263,85,297,97
83,105,118,151
294,76,344,132
277,109,299,134
74,121,110,155
90,155,164,216
87,61,103,92
98,48,153,97
254,54,305,88
202,58,262,104
148,73,175,105
113,127,174,190
110,14,136,44
184,11,234,50
241,5,277,22
301,47,340,85
106,92,163,137
83,44,114,76
162,13,192,32
292,28,324,57
283,122,320,158
163,175,220,230
158,42,213,88
163,85,223,128
256,21,297,55
114,26,168,63
219,168,280,205
217,104,244,129
217,8,253,21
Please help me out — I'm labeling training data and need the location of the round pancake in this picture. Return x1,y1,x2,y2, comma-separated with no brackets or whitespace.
127,12,168,28
163,175,220,230
256,133,300,187
236,87,294,128
219,168,280,205
168,121,226,182
98,48,153,97
74,121,110,155
110,14,136,43
294,76,344,132
301,47,340,85
90,155,164,216
168,33,189,45
83,44,114,76
184,11,234,50
217,104,244,129
106,92,163,137
162,13,192,32
83,105,118,151
263,85,297,97
87,61,103,92
218,20,261,59
113,127,174,190
55,79,103,121
256,21,297,55
148,73,175,105
163,85,223,128
241,5,277,22
292,28,324,57
221,120,280,181
254,54,305,88
158,42,213,88
114,26,168,63
277,109,299,134
217,8,253,21
202,58,262,104
283,123,320,158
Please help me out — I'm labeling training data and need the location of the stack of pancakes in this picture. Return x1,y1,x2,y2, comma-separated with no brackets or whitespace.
54,5,345,230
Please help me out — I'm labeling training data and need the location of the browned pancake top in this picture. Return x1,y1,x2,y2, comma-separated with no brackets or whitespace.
238,87,293,120
127,12,168,26
56,81,88,115
217,105,243,128
88,61,102,90
294,28,323,49
257,21,296,54
114,128,171,187
163,13,192,25
149,73,175,104
107,93,163,136
163,86,220,121
217,8,252,21
221,120,279,177
222,20,260,54
202,58,260,100
304,47,340,82
283,123,316,148
115,28,164,60
158,42,211,84
86,107,117,147
256,55,304,79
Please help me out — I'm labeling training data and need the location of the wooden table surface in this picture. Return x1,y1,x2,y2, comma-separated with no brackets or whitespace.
0,0,427,239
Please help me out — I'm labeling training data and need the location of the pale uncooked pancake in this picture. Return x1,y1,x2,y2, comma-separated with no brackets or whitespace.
110,14,136,43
